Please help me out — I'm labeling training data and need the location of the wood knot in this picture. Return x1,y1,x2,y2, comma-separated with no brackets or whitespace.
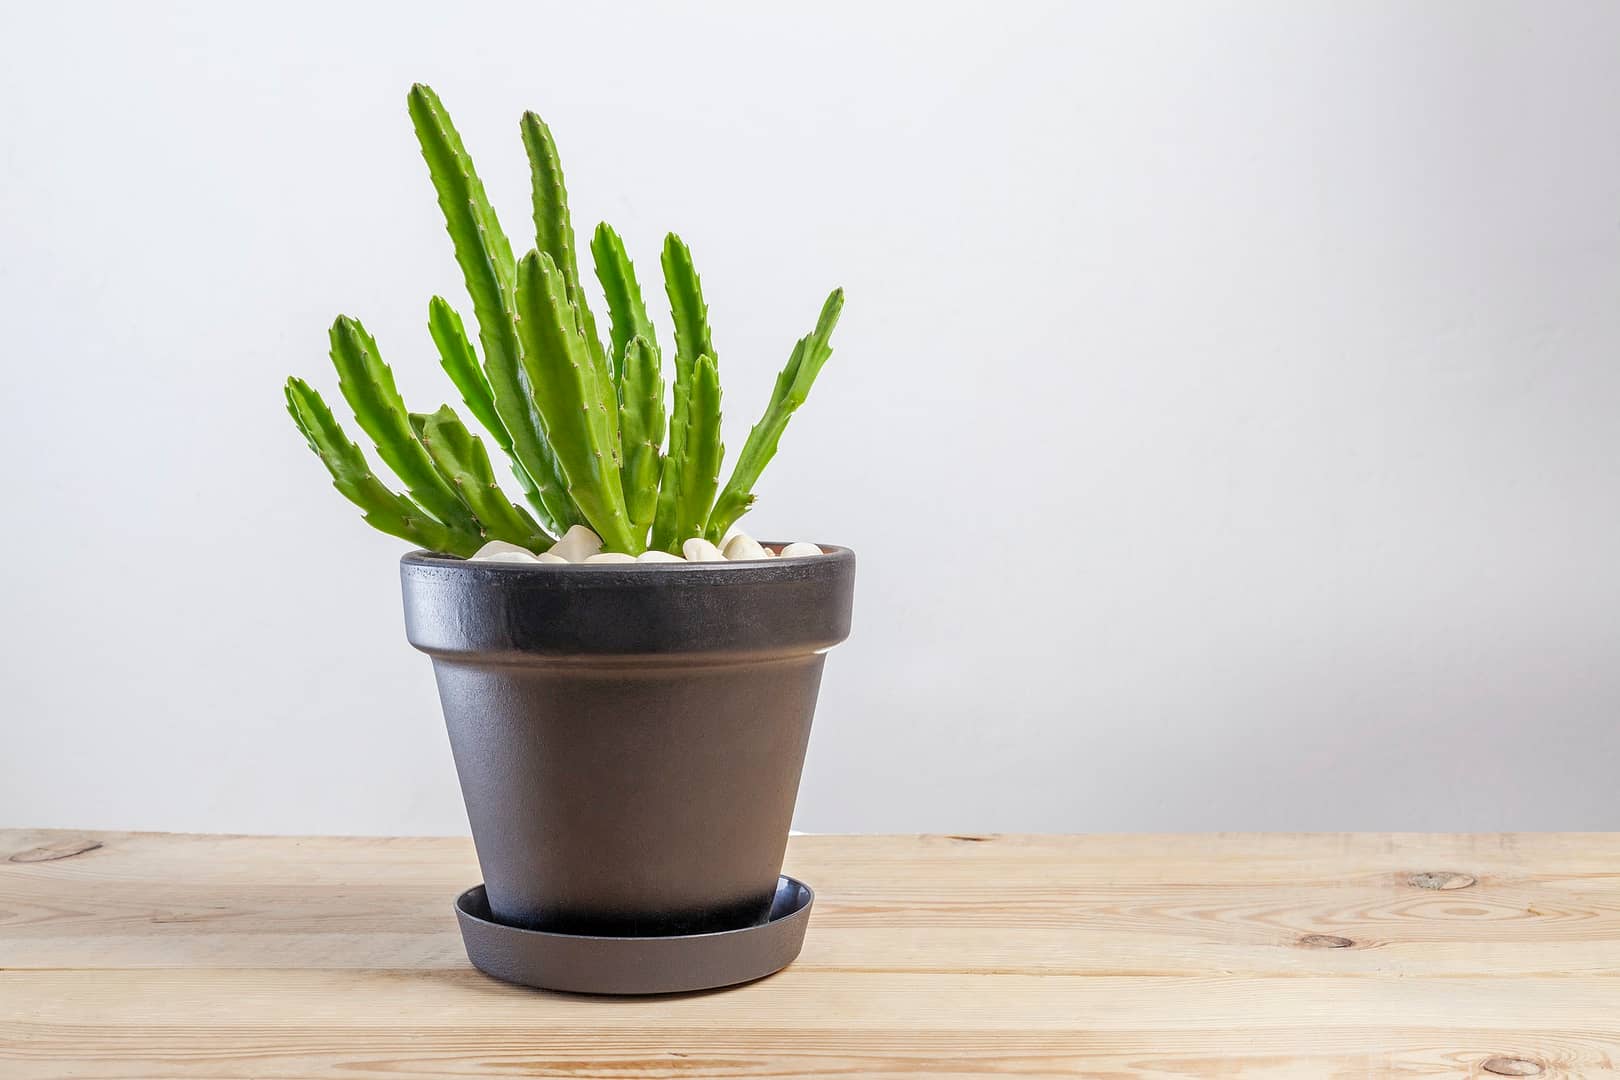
9,838,103,863
1408,871,1476,890
1297,933,1355,949
1482,1057,1544,1076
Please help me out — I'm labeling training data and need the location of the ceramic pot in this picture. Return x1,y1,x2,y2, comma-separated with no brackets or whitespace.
400,545,855,935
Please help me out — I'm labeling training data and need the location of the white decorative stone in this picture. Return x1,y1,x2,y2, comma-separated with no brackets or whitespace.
534,552,568,564
779,542,824,558
722,533,769,561
636,549,684,562
469,540,538,563
583,552,636,564
547,524,603,563
682,537,725,562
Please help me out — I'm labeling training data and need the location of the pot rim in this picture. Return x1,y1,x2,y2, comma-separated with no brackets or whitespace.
402,541,853,580
401,540,855,663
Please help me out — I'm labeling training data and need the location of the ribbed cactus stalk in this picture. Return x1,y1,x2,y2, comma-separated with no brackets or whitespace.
406,84,577,536
513,252,641,554
593,222,665,535
427,296,542,511
521,113,609,384
413,405,550,551
671,354,723,545
649,234,715,553
327,315,481,538
707,289,845,541
284,378,481,557
590,224,659,386
285,85,845,557
617,337,665,535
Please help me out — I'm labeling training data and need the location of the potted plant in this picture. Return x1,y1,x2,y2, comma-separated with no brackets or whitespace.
283,85,855,993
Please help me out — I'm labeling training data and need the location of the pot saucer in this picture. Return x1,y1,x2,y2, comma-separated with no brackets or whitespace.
453,875,814,994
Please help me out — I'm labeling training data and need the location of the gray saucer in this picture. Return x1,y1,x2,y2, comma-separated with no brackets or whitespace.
454,876,815,994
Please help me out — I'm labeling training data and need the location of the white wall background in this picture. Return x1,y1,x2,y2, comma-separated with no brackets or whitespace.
4,1,1618,836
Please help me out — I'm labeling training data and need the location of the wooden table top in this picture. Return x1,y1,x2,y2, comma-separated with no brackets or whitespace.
2,829,1616,1078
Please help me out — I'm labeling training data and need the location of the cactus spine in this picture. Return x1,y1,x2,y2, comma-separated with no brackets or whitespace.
286,86,844,557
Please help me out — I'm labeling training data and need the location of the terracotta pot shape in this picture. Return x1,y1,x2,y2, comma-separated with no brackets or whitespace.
401,545,855,935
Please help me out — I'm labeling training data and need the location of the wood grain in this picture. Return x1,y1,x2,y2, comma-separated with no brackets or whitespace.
2,829,1617,1077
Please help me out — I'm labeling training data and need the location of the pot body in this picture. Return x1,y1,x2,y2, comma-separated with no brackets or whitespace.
401,546,854,935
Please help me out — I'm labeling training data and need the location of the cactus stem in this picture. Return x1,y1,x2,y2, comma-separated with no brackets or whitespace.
705,288,843,541
290,87,842,557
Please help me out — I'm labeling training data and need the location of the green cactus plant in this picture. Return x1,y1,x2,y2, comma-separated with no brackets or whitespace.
286,85,843,557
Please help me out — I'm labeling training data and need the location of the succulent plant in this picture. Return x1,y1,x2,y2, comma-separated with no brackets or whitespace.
284,85,844,557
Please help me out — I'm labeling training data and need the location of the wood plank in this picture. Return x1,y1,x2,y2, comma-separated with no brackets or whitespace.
6,831,1620,973
3,969,1615,1077
2,829,1618,1077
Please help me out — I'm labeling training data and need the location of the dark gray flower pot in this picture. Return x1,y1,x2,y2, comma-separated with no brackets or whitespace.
400,545,855,937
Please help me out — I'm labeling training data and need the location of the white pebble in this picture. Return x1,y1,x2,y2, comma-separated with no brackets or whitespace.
636,549,685,562
722,533,769,561
584,552,636,564
682,537,726,562
779,542,824,558
469,540,538,562
534,552,567,564
547,524,602,563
